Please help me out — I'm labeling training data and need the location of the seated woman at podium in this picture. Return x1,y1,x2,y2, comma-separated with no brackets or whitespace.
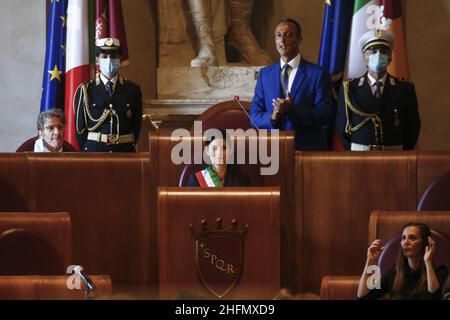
187,130,251,187
357,222,448,300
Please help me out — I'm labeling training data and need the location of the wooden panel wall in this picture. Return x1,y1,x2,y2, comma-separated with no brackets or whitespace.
1,151,450,294
296,151,417,293
369,211,450,242
27,153,151,287
417,152,450,201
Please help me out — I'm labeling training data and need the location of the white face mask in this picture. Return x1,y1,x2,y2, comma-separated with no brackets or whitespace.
99,58,120,79
368,52,390,73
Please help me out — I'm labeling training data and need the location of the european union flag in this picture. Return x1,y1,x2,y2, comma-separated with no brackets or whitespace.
318,0,354,84
40,0,68,112
318,0,354,150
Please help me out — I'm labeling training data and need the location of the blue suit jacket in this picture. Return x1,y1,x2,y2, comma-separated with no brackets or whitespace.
250,58,333,150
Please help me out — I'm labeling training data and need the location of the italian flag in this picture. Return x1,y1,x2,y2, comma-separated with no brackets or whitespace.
345,0,409,79
65,0,91,150
382,0,409,79
345,0,381,79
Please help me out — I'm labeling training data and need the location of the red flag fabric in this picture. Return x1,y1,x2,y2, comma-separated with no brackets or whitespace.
381,0,409,79
95,0,129,65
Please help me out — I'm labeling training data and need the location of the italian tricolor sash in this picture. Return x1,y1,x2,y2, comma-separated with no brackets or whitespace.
195,166,223,188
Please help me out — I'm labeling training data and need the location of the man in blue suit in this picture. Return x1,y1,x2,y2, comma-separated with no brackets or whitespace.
250,17,333,150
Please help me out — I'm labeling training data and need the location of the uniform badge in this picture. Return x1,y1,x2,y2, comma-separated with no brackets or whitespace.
359,77,365,87
191,218,248,299
390,77,396,86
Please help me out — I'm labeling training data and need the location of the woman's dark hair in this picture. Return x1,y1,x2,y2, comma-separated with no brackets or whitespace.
204,128,232,147
391,222,431,297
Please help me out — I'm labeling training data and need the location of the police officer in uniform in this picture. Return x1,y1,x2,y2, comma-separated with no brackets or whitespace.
336,29,421,151
74,38,142,152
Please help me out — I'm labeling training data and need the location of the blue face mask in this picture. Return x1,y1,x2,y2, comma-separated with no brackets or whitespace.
99,58,120,79
368,52,390,73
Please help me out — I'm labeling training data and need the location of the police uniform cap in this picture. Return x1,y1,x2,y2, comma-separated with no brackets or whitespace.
95,37,122,56
359,29,395,52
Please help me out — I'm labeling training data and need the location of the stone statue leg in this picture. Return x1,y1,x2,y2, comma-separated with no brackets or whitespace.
228,0,272,65
188,0,217,67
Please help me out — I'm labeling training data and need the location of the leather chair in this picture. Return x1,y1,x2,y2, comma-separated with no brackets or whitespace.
0,177,27,212
320,276,359,300
417,171,450,211
0,212,71,275
194,100,252,131
378,230,450,276
182,99,264,187
178,163,205,186
16,136,75,152
368,211,450,243
0,229,64,275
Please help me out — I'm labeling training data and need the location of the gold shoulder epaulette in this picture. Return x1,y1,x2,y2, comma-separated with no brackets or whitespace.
78,81,90,92
358,77,365,87
119,75,130,85
398,76,413,83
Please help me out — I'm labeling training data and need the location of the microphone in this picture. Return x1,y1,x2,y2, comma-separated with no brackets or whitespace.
73,265,96,292
233,95,259,130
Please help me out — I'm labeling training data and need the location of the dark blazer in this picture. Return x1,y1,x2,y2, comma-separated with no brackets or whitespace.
358,264,447,300
250,58,333,150
74,75,142,152
336,73,421,150
188,165,252,187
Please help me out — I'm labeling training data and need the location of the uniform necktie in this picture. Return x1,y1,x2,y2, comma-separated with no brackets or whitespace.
374,80,382,98
106,81,114,97
281,64,292,98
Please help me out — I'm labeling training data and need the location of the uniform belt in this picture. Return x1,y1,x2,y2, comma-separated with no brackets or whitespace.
87,132,134,145
351,143,403,151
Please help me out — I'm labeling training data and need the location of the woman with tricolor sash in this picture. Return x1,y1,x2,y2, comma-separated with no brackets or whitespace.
187,130,252,187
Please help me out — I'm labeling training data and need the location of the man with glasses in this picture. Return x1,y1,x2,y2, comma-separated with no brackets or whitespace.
35,109,67,152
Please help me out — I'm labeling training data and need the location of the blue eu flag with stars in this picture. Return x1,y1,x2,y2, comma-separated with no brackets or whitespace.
318,0,354,84
40,0,68,112
318,0,354,150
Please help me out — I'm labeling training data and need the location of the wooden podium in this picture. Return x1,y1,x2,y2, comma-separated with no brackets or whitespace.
158,187,280,299
150,131,295,290
0,275,112,300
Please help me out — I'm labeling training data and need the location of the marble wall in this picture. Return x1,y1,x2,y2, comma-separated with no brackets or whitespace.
0,0,46,151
